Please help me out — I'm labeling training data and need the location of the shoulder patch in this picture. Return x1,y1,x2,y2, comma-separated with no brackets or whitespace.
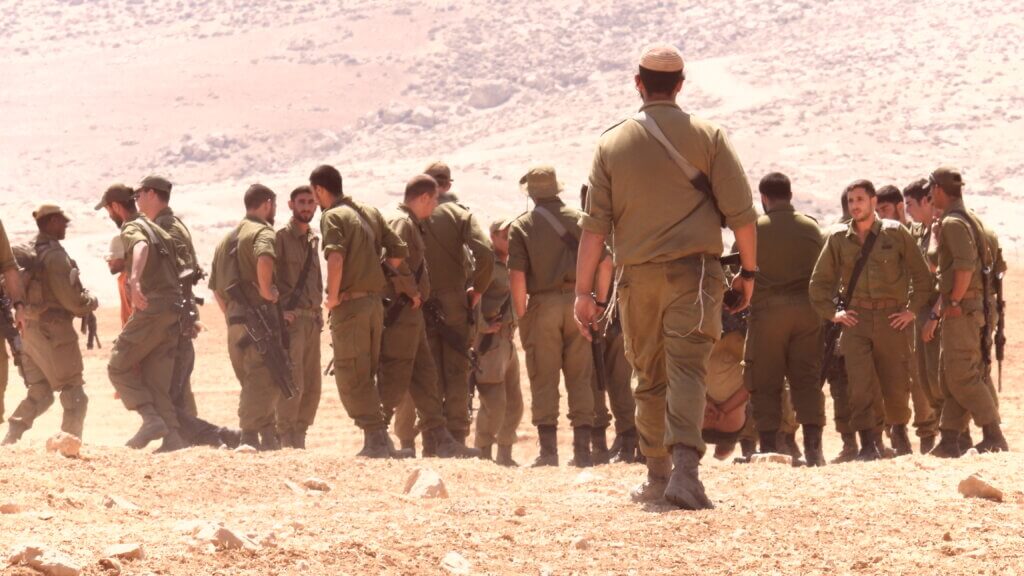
825,222,848,236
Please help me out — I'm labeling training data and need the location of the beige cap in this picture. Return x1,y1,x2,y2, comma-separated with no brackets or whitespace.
489,217,515,236
520,165,563,200
928,166,964,193
424,161,452,182
33,204,70,222
639,43,684,73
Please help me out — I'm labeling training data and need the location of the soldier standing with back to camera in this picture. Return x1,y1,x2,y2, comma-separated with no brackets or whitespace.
576,44,758,510
3,205,96,445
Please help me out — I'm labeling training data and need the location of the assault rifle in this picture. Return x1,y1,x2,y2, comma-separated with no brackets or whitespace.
80,312,101,350
226,282,297,400
0,293,24,379
423,298,480,372
591,327,608,391
994,257,1006,392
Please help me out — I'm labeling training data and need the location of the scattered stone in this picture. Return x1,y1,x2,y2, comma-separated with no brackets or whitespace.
103,543,144,561
173,519,208,534
302,477,331,492
289,521,305,531
98,557,122,574
0,503,22,514
7,543,81,576
513,506,527,517
943,531,952,542
45,433,81,458
963,448,980,457
571,536,591,550
234,444,257,454
403,468,449,499
102,495,141,511
573,470,600,485
283,481,305,496
441,551,471,575
38,511,54,521
213,527,259,553
958,474,1003,502
750,453,793,465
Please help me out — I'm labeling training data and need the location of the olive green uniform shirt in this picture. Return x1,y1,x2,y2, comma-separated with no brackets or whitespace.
752,203,823,305
809,218,934,319
153,207,200,278
320,196,408,296
275,218,323,311
481,258,513,325
508,197,584,294
422,196,494,294
935,199,1004,296
31,233,95,317
0,219,15,273
387,205,430,301
120,213,181,304
580,100,758,265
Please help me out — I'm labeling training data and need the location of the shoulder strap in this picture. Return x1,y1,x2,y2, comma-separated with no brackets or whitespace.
532,205,579,254
343,200,382,253
135,217,182,281
839,230,878,306
283,236,317,311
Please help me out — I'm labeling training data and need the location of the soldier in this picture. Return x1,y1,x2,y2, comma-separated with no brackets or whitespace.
309,164,410,458
419,161,494,445
136,175,240,450
875,185,907,223
208,184,283,451
743,173,826,465
576,43,758,510
274,186,324,449
0,216,26,427
471,218,524,466
97,184,185,450
2,205,96,444
510,165,611,468
809,179,933,460
921,167,1009,456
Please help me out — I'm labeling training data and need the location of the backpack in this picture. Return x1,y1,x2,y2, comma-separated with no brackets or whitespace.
12,240,59,306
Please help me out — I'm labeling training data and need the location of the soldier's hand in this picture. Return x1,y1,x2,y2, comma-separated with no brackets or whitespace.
832,309,858,326
922,318,939,342
466,287,481,309
888,310,915,331
260,285,280,304
283,311,296,325
729,276,753,313
574,294,599,342
411,295,422,310
131,282,149,311
325,294,340,311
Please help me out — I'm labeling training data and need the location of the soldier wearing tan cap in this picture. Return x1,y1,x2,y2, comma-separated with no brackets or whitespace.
3,204,97,445
0,215,26,429
576,43,758,509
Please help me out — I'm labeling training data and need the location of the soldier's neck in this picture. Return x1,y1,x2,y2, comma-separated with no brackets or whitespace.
291,217,310,234
853,215,875,237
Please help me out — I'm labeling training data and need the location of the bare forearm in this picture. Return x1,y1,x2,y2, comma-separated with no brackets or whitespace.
326,253,344,299
257,255,275,296
131,243,148,287
732,222,757,271
951,270,972,301
509,269,528,318
595,256,614,302
575,231,607,297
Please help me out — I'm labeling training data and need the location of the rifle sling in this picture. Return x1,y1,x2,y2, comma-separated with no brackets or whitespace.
946,209,994,362
283,236,317,311
840,229,879,306
532,204,579,254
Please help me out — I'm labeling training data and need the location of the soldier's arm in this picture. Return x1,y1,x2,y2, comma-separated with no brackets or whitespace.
941,219,976,304
44,253,96,317
128,235,150,310
387,219,419,300
378,210,409,259
254,227,278,303
902,228,934,313
464,212,494,295
808,236,840,320
507,224,529,318
321,212,347,310
710,128,759,230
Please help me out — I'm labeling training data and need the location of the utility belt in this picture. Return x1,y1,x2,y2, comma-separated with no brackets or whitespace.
339,291,377,302
848,297,902,310
530,282,576,296
285,307,322,319
624,252,719,271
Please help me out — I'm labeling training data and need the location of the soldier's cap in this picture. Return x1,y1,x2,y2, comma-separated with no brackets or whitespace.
639,43,685,73
489,217,515,236
519,165,563,199
927,166,963,192
424,161,452,182
32,204,70,222
135,174,173,195
94,183,135,210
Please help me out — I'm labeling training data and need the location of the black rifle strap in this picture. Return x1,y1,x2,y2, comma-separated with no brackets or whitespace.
841,229,879,306
532,204,579,254
284,235,317,311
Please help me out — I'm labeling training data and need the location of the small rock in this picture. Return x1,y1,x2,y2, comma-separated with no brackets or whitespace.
103,543,144,561
571,536,590,550
962,448,980,457
98,557,122,574
958,474,1003,502
0,503,22,514
943,531,952,542
283,481,305,495
102,495,140,511
38,511,54,521
441,551,471,575
213,527,259,553
289,521,305,531
404,468,449,499
750,453,793,465
513,506,526,517
573,470,600,485
234,444,257,454
296,560,310,571
45,433,82,458
8,543,81,576
302,477,331,492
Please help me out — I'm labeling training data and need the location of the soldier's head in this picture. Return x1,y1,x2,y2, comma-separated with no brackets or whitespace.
925,167,963,211
635,43,685,102
844,179,877,224
33,204,70,240
404,174,440,219
758,172,792,211
875,185,905,223
134,175,172,219
424,161,453,195
489,218,512,258
520,165,562,200
289,185,317,225
903,179,934,224
244,183,277,226
309,164,343,209
95,183,137,228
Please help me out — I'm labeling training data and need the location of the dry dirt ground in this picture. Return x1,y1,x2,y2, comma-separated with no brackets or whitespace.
2,275,1023,576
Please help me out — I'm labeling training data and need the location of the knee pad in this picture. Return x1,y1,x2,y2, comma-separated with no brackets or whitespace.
28,383,56,407
60,386,89,411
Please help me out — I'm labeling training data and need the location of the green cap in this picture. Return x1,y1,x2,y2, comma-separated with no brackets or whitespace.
519,165,563,199
927,166,963,193
135,174,173,194
95,183,134,210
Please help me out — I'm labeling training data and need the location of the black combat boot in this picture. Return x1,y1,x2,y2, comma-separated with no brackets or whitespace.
399,438,416,457
664,444,714,510
958,429,975,455
929,429,962,458
529,425,558,467
757,430,778,453
422,432,437,458
479,444,494,461
569,426,593,468
591,426,610,465
920,434,937,455
450,429,469,447
875,427,895,459
732,438,757,464
2,421,27,446
219,427,242,449
831,432,859,463
155,429,187,453
495,445,518,467
713,441,737,461
292,428,307,450
890,424,912,456
239,430,260,450
356,428,391,459
384,434,414,459
58,386,88,440
125,404,169,449
855,429,881,462
260,425,281,451
430,426,480,459
610,428,638,464
630,455,671,503
803,424,826,467
974,423,1009,453
779,431,804,461
279,429,296,449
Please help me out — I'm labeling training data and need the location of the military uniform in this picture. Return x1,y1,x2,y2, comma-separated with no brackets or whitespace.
6,224,97,441
743,202,826,461
809,217,933,455
909,220,942,447
421,198,494,439
590,315,637,459
274,218,324,447
0,218,15,424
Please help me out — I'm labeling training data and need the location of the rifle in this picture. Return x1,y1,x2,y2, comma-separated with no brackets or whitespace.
994,255,1006,392
820,230,879,386
80,312,101,350
475,295,512,358
423,298,480,372
591,327,608,391
0,293,24,380
225,282,297,400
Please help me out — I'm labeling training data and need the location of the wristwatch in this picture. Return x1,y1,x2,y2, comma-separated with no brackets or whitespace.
949,300,961,309
739,267,758,280
928,310,940,321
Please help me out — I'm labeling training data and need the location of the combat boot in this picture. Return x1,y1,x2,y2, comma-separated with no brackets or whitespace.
422,433,437,458
399,438,416,458
974,423,1009,453
890,424,912,456
155,429,187,453
450,429,469,447
239,430,260,449
757,430,778,454
384,434,414,459
831,432,859,464
356,428,391,459
713,441,736,461
778,431,803,461
125,404,169,449
920,434,937,455
958,430,975,455
529,425,558,467
876,427,895,459
629,455,670,503
802,424,825,467
664,444,714,510
732,438,756,464
430,426,480,459
279,430,296,449
495,445,518,467
260,425,281,451
2,421,27,446
855,429,881,462
569,426,593,468
610,428,638,464
292,428,307,450
219,427,242,449
929,429,962,458
591,426,610,465
58,386,88,440
479,444,494,461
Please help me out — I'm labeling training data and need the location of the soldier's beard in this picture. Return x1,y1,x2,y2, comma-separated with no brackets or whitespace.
110,214,124,227
295,212,315,224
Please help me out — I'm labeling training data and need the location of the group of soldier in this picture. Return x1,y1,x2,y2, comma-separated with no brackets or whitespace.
0,42,1011,511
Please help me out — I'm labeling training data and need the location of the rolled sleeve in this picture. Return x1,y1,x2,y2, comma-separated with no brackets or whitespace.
321,213,349,258
583,145,614,236
379,212,409,259
710,129,757,231
507,224,529,273
942,219,977,272
808,236,840,320
253,228,276,260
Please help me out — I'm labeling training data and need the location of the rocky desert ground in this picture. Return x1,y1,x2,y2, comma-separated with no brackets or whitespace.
2,0,1024,574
